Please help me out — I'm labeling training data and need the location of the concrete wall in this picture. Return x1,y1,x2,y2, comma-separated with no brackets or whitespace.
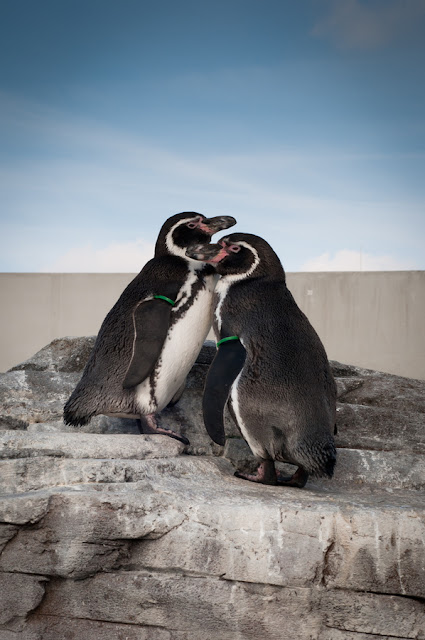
288,271,425,380
1,271,424,379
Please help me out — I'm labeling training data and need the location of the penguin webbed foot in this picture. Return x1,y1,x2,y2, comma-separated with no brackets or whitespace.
235,459,309,488
234,459,278,485
276,466,309,488
137,415,190,446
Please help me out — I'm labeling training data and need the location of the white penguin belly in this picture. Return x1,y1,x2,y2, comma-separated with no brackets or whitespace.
215,279,267,460
135,277,215,414
230,371,267,459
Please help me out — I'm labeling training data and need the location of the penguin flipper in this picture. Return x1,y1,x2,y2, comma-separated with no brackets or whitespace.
202,340,246,446
123,299,173,389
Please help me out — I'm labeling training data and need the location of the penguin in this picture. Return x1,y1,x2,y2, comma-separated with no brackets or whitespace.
186,233,337,487
64,212,236,444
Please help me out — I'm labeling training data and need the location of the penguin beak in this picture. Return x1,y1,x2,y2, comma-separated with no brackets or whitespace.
186,243,229,264
198,216,236,235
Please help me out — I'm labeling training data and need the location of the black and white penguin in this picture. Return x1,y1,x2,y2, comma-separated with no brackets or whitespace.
186,233,336,487
64,212,236,443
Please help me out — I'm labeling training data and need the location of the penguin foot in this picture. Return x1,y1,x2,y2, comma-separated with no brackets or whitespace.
151,426,190,446
137,416,190,446
235,461,309,488
276,466,309,488
235,459,278,485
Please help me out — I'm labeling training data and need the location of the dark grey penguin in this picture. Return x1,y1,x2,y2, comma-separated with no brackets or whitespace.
186,233,336,486
64,212,236,443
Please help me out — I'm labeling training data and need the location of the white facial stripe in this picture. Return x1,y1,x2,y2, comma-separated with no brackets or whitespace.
165,217,205,268
214,241,260,333
165,217,196,256
222,240,260,283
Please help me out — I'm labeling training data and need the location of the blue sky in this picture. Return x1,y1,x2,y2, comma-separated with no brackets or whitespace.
1,0,424,272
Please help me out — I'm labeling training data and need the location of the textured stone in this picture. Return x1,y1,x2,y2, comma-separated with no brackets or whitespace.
334,366,425,413
0,573,46,632
326,447,425,490
1,337,425,639
1,460,424,637
2,337,424,457
9,336,97,374
20,617,173,640
38,574,320,640
36,572,425,640
225,440,425,491
321,589,425,637
0,369,79,428
1,455,183,494
335,402,425,454
0,492,51,526
0,431,184,460
0,485,188,579
1,455,424,595
0,524,18,553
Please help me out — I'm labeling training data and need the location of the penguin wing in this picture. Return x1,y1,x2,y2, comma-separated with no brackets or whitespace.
123,298,173,389
203,340,246,446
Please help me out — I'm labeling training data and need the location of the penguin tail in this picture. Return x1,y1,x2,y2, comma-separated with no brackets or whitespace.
63,394,94,427
293,436,337,479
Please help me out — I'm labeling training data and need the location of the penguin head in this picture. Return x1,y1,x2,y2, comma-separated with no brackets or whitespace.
155,212,236,261
186,232,285,280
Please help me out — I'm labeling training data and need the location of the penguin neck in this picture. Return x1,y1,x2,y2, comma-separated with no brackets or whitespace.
153,245,209,276
214,275,249,334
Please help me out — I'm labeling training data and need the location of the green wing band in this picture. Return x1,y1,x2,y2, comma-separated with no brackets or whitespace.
216,336,239,347
154,295,175,306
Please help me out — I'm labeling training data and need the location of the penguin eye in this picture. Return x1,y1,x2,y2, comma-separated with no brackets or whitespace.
229,244,241,253
187,221,198,229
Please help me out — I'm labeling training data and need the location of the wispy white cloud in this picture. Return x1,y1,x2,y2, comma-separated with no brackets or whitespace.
41,239,154,273
1,91,421,211
1,92,424,272
300,249,418,272
312,0,425,50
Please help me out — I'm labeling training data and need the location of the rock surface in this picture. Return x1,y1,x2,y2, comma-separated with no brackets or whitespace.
0,337,424,639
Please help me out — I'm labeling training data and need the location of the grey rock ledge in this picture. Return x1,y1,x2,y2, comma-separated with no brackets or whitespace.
0,337,424,639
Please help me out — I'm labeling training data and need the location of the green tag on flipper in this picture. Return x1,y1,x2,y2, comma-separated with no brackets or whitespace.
216,336,239,347
154,295,175,306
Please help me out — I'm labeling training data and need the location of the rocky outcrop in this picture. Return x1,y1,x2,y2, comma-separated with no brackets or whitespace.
0,337,424,639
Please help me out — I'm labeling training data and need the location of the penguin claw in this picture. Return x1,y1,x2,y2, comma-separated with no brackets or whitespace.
137,416,190,445
158,429,190,445
148,427,190,446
